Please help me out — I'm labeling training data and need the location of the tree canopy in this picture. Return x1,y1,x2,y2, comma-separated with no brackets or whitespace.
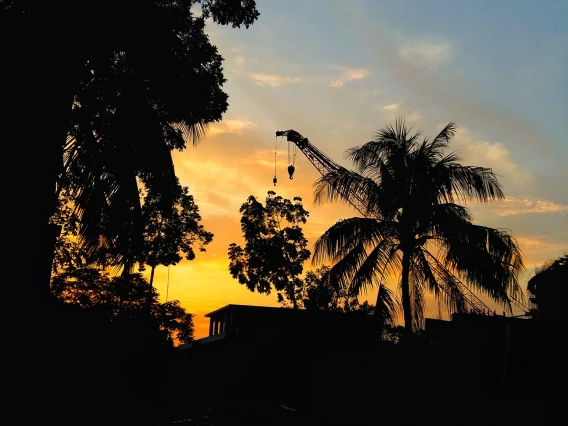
228,191,311,307
49,184,208,344
139,179,213,286
51,268,195,345
2,0,260,295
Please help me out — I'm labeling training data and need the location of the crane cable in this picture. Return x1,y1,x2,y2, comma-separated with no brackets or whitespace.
165,265,170,302
287,138,298,179
273,135,278,186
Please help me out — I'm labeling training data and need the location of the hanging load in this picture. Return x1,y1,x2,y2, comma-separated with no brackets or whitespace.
273,130,299,185
287,164,295,179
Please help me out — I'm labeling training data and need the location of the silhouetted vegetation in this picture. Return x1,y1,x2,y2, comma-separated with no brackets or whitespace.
5,4,260,422
52,269,195,345
528,254,568,320
5,1,566,423
51,186,202,344
229,191,311,307
3,0,259,297
312,120,525,332
288,265,400,336
139,179,214,288
292,265,356,311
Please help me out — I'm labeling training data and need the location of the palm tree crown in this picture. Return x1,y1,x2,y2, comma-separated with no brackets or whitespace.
312,120,524,331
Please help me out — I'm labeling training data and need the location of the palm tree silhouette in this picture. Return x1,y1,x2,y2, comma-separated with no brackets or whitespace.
312,120,524,332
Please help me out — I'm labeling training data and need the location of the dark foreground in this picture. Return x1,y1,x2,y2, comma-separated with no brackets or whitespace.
10,300,567,426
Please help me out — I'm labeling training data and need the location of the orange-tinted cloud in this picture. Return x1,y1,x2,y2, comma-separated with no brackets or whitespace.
248,72,302,87
208,119,257,135
329,66,371,88
493,197,568,216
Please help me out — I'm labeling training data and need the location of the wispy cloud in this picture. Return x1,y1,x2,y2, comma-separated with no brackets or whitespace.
494,197,568,216
399,40,452,66
329,66,371,87
382,102,422,123
249,72,302,87
208,119,257,136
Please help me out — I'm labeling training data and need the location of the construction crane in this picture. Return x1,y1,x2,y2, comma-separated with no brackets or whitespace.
275,129,531,317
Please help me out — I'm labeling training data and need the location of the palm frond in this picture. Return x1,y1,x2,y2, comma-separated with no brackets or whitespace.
426,122,457,154
313,168,388,218
446,164,505,204
435,219,525,311
375,283,401,328
312,217,395,266
327,237,372,292
174,121,209,146
349,238,401,297
346,118,421,175
420,249,470,315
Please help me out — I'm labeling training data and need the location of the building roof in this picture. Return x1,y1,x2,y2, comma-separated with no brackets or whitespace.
204,304,291,317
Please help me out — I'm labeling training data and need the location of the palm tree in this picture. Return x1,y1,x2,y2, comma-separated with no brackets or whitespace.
312,120,524,332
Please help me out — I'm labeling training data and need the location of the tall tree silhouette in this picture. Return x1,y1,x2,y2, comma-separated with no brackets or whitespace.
228,191,311,308
1,1,259,299
139,179,213,289
312,120,524,332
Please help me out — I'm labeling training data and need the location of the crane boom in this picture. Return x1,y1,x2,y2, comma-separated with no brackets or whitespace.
275,128,510,316
276,130,373,220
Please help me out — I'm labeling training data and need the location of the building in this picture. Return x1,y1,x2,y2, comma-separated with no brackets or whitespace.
423,312,568,393
180,304,378,357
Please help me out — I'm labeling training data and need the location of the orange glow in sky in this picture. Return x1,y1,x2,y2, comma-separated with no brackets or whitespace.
144,1,567,339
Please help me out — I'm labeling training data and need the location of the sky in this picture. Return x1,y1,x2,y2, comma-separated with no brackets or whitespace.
148,0,568,339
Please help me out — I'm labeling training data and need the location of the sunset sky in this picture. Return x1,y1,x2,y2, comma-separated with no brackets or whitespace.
147,0,568,339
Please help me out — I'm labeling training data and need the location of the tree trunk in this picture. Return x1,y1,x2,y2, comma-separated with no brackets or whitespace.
3,8,81,303
291,287,298,309
148,265,157,312
4,31,79,426
149,265,156,288
400,250,413,333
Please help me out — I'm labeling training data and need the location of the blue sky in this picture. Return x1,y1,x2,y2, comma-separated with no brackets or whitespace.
158,0,568,337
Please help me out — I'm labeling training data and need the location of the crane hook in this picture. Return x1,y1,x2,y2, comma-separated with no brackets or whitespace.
288,165,295,180
273,176,277,186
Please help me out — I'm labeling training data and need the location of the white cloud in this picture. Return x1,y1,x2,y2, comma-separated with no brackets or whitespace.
451,127,532,189
248,72,302,87
382,102,422,123
207,119,257,136
494,197,568,216
399,40,452,66
329,66,371,87
233,55,245,66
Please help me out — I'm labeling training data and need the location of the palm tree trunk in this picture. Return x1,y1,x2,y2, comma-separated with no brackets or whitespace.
400,250,413,333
